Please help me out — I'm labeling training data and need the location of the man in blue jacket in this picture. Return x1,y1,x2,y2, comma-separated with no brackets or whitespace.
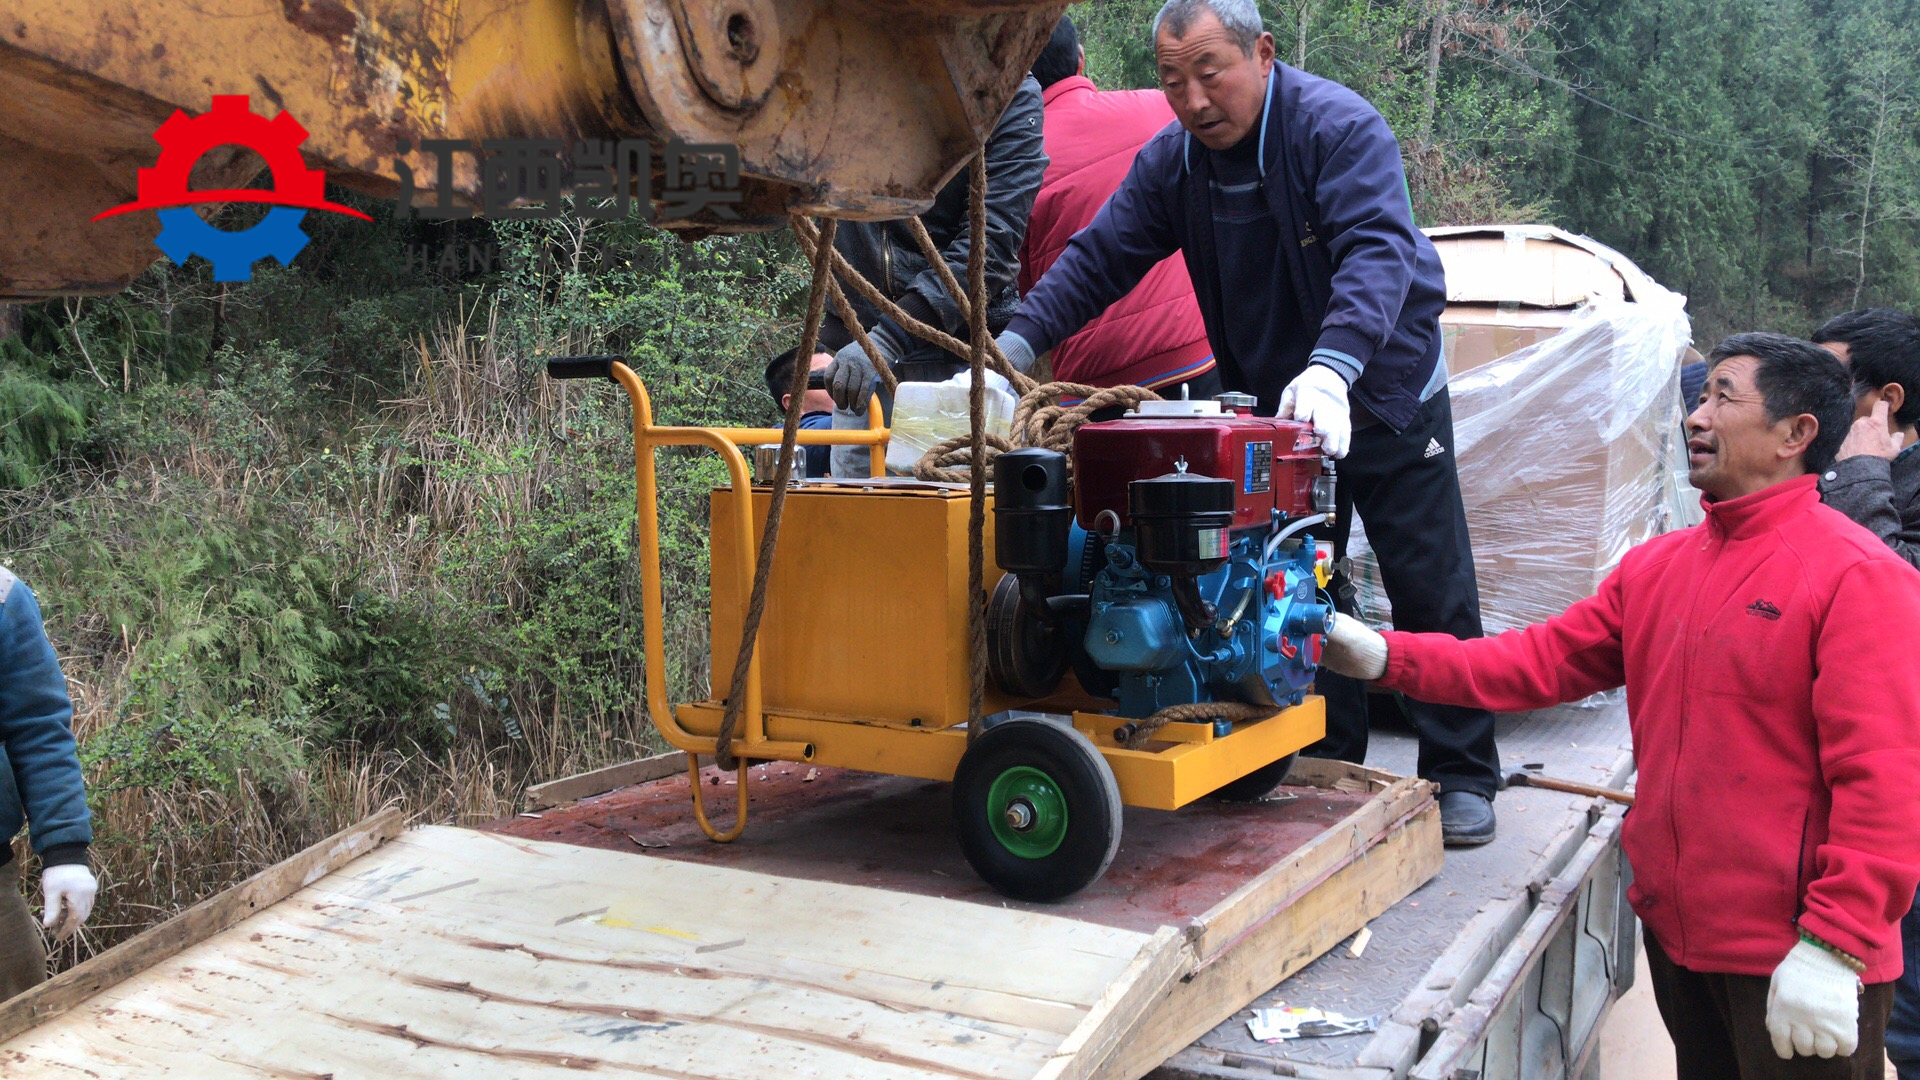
0,566,95,997
999,0,1500,842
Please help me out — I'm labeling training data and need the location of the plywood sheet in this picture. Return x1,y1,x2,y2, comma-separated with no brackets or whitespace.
4,826,1158,1078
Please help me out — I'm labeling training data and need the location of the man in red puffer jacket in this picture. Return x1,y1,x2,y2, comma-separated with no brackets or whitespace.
1322,333,1920,1079
1019,16,1216,395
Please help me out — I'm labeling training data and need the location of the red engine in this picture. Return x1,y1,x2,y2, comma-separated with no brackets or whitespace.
1072,404,1327,530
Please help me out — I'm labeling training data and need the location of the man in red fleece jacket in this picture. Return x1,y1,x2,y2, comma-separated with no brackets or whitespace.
1018,16,1216,394
1323,333,1920,1078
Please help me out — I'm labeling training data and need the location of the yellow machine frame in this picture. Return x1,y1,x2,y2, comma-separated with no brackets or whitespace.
608,362,1325,835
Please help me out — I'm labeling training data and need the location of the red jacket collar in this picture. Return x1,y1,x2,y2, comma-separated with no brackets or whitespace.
1700,474,1820,540
1042,75,1097,107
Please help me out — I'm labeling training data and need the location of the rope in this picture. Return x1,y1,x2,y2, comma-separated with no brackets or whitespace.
713,216,838,774
912,382,1163,482
789,220,899,396
789,217,1036,395
964,150,991,741
1010,383,1163,458
1121,701,1279,751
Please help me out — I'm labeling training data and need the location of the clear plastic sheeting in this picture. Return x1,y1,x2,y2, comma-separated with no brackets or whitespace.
1349,287,1697,637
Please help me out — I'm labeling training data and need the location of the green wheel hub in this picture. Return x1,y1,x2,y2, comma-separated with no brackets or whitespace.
986,766,1069,859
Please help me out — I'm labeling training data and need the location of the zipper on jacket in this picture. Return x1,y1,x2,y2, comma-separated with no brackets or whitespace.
1669,527,1721,962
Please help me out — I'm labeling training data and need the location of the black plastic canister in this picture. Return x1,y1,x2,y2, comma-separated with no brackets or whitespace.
1129,470,1235,576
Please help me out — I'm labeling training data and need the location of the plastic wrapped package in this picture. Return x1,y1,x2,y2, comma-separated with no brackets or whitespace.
884,369,1018,474
1348,286,1698,637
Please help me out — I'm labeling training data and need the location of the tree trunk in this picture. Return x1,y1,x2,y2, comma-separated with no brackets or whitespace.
1418,0,1446,151
1852,96,1888,309
1296,0,1313,69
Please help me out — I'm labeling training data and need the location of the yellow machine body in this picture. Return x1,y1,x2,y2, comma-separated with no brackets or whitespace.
680,482,1327,812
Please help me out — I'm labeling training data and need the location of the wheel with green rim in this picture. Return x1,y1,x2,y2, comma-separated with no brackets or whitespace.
953,718,1122,901
1206,752,1300,802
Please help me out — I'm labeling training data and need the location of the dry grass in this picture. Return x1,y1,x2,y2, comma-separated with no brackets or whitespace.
4,299,672,975
18,631,659,976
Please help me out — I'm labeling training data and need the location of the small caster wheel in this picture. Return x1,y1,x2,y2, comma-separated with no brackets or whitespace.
953,717,1122,901
1206,752,1300,802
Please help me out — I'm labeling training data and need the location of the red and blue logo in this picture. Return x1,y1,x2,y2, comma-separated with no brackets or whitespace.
93,96,371,281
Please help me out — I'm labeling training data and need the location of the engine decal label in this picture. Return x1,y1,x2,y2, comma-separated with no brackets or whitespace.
1196,527,1230,557
1245,441,1273,493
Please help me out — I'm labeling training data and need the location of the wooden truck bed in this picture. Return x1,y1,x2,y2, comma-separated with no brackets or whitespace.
0,758,1439,1078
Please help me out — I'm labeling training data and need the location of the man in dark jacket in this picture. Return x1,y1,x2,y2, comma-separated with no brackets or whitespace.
1815,309,1920,567
1813,308,1920,1080
998,0,1499,842
819,75,1047,476
0,567,95,998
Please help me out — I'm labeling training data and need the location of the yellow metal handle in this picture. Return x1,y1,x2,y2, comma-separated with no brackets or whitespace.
686,757,750,843
606,362,888,763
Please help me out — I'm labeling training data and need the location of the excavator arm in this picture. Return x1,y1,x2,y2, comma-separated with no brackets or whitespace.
0,0,1064,297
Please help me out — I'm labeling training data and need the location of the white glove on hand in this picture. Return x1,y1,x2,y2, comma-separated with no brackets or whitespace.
1278,363,1353,459
41,864,97,940
1321,612,1388,680
1766,939,1861,1059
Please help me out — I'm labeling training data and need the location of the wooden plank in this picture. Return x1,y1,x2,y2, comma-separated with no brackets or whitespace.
1186,774,1435,964
0,806,404,1044
1285,754,1404,793
1036,926,1189,1080
525,749,689,809
4,827,1157,1078
1103,803,1445,1079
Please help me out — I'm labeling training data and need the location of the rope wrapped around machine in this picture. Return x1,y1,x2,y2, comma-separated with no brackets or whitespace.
710,150,1171,789
1118,701,1281,751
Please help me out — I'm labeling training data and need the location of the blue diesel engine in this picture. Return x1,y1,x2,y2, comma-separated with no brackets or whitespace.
987,401,1338,768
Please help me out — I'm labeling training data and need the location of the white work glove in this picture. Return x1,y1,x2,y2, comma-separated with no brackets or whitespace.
995,330,1038,376
41,863,97,940
1765,939,1861,1059
1278,363,1353,459
1320,612,1388,680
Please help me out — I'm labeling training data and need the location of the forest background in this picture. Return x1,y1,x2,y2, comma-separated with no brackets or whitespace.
1,0,1915,968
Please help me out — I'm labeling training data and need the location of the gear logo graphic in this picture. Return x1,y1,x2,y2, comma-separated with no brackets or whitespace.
94,96,372,282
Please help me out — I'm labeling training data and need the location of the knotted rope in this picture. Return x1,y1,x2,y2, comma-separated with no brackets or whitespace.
711,153,1171,777
1121,701,1280,751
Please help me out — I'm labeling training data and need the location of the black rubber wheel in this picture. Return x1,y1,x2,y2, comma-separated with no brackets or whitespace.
986,575,1068,699
953,718,1123,901
1206,752,1301,802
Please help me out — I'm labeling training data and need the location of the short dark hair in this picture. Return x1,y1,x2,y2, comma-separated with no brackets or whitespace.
1706,332,1854,474
1032,15,1080,89
1811,307,1920,429
764,346,800,408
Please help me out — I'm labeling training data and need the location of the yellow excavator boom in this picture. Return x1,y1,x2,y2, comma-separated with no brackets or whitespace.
0,0,1064,297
